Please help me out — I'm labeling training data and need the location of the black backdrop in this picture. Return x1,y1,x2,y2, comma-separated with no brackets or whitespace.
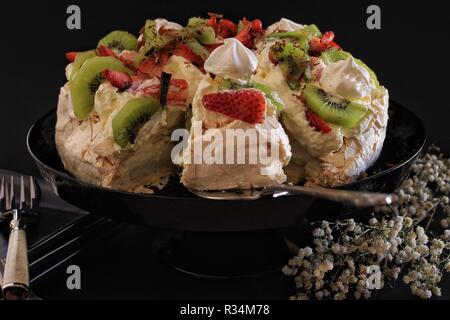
1,0,449,175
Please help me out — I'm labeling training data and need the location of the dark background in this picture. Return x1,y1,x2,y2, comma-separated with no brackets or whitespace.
1,0,449,174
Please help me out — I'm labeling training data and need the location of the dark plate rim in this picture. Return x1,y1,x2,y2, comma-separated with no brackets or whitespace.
27,100,427,201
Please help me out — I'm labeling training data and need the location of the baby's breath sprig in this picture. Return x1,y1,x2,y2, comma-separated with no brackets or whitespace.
284,148,450,300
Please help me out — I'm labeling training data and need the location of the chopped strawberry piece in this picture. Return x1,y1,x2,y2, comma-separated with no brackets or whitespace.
207,15,219,32
218,19,238,38
202,89,266,124
119,51,140,68
97,45,117,58
102,69,132,90
320,31,335,44
235,23,253,48
138,52,170,77
309,37,329,54
173,43,204,65
251,19,263,34
139,78,189,105
268,50,278,64
65,52,78,62
305,109,331,134
167,79,189,104
329,41,341,50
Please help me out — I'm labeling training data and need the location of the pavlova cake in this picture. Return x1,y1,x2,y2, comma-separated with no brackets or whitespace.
56,14,388,192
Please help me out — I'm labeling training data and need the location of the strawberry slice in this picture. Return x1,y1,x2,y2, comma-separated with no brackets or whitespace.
251,19,263,34
235,23,253,48
97,45,117,58
102,69,132,90
320,31,335,44
65,52,78,62
305,109,331,134
173,43,203,65
309,37,329,53
218,19,238,38
138,52,171,77
202,89,266,124
139,78,189,105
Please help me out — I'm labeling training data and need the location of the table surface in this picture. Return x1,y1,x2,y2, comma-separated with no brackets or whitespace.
1,169,449,300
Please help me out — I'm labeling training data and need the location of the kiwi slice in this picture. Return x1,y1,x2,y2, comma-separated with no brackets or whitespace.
183,25,216,45
98,30,138,51
267,31,309,50
70,50,96,80
320,49,380,88
112,97,162,148
302,24,322,38
186,38,210,60
270,41,309,90
303,84,368,128
187,17,207,27
70,56,131,119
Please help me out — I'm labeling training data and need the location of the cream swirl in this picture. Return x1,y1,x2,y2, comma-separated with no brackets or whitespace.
204,38,258,80
319,57,372,100
266,18,305,34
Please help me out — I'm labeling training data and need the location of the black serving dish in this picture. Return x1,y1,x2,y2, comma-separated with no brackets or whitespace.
27,101,426,232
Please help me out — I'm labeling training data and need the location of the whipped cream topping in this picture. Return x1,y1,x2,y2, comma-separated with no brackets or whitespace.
204,38,258,80
154,18,183,32
266,18,305,34
320,57,372,100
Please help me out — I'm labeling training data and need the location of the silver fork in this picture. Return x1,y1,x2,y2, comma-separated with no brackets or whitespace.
188,184,397,207
0,175,37,300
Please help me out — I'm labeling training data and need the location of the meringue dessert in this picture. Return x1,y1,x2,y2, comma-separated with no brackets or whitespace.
56,14,388,193
180,38,291,190
253,18,389,187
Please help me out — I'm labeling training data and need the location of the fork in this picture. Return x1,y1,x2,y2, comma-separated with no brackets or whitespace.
0,175,37,300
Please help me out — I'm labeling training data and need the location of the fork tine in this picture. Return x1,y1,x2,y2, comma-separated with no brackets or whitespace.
29,176,36,211
4,177,10,211
9,176,15,210
0,176,5,212
19,176,25,210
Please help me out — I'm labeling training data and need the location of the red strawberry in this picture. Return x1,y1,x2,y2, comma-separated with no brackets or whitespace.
173,43,204,65
202,89,266,124
320,31,335,44
329,41,341,50
309,37,329,53
65,51,78,62
251,19,263,34
102,69,132,90
138,58,163,77
97,45,117,58
218,19,238,38
305,109,331,134
235,23,253,48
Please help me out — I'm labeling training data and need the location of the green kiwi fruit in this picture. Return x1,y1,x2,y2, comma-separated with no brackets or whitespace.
302,24,322,38
270,41,309,90
266,31,309,50
320,49,380,88
187,17,207,27
303,84,368,128
70,56,131,119
70,50,96,80
98,30,138,51
184,25,216,45
112,97,162,148
186,38,210,60
140,19,176,56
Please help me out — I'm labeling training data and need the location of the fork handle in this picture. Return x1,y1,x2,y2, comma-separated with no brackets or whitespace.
271,185,397,207
2,218,29,300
